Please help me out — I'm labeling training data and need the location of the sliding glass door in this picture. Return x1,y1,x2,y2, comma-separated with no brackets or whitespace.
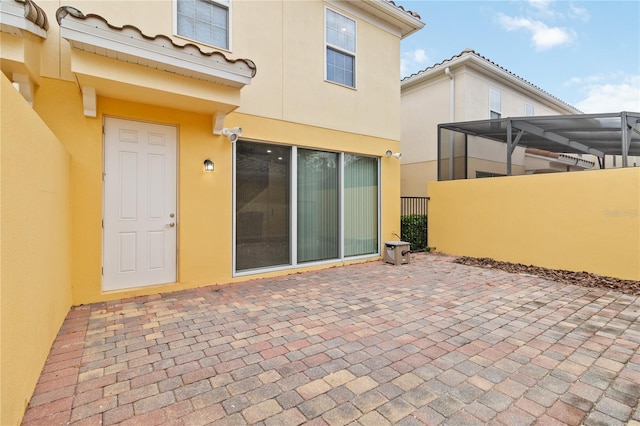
344,155,378,256
235,142,379,273
297,149,339,263
235,142,290,271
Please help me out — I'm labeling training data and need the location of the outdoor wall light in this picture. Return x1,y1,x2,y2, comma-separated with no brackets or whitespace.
204,159,214,172
221,127,243,143
386,150,402,160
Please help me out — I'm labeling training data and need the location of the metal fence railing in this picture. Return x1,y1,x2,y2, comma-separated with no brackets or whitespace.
401,196,429,216
400,197,429,251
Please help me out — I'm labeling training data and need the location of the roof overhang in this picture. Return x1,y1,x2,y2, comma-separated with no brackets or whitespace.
56,6,257,128
347,0,424,38
438,112,640,176
402,50,581,115
0,0,48,104
525,148,595,173
0,0,48,38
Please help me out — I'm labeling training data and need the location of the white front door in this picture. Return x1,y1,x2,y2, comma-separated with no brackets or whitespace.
103,117,177,291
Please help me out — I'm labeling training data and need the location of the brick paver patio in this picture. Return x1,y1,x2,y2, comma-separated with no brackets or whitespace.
22,253,640,425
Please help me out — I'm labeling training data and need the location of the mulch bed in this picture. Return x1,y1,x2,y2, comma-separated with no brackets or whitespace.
453,256,640,297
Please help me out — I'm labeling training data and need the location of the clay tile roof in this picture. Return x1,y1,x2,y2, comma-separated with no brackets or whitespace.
402,48,579,112
525,147,560,159
385,0,421,19
525,147,596,167
55,6,256,78
15,0,48,31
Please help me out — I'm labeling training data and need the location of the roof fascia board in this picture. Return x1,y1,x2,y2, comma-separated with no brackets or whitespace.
70,49,241,114
0,1,46,38
58,12,253,87
460,65,578,115
326,0,401,38
463,55,580,114
402,52,580,114
401,54,470,88
470,55,582,114
360,0,424,37
401,71,448,95
327,0,423,38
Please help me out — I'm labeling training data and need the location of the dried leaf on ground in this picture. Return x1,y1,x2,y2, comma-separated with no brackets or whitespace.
453,256,640,296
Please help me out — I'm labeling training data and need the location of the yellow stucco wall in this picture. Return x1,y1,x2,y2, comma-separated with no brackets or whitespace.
37,0,404,141
0,31,43,84
32,78,400,305
401,160,437,196
0,74,72,426
2,1,412,422
428,168,640,280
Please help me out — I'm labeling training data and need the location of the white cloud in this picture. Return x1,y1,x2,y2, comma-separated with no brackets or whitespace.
564,73,622,86
529,0,553,10
565,77,583,86
574,75,640,113
532,26,573,50
568,3,590,22
412,49,428,63
401,48,429,78
498,14,573,50
528,0,556,17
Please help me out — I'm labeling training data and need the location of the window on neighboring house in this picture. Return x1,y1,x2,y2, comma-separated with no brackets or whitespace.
525,103,534,116
476,171,506,178
325,8,356,88
489,88,501,119
176,0,229,49
234,141,379,273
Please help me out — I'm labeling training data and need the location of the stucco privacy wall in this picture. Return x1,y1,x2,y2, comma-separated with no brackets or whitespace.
428,168,640,281
0,74,72,426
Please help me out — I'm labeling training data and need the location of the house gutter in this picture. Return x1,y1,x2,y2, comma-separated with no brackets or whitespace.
445,67,455,179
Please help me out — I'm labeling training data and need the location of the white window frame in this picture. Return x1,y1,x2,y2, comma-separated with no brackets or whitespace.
324,7,357,89
173,0,232,51
232,142,380,277
489,87,501,119
525,103,535,116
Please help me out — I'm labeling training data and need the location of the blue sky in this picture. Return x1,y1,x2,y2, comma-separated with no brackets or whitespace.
398,0,640,113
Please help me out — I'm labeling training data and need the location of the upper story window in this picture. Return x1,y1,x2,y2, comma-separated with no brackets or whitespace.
525,103,535,116
176,0,229,50
489,88,501,119
325,8,356,88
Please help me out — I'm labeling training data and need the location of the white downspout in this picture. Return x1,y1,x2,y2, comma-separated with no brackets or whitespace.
445,67,455,180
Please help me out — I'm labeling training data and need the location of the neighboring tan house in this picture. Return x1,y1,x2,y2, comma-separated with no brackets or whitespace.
400,48,584,196
0,0,423,423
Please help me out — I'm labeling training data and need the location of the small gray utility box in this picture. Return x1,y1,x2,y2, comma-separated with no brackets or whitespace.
384,241,411,265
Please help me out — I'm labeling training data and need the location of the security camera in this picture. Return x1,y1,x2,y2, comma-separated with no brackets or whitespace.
221,127,243,143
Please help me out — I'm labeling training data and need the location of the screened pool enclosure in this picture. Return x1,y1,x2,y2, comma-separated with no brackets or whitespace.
437,112,640,180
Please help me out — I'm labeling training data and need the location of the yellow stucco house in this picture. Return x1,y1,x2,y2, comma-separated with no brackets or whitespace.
399,50,640,284
0,0,424,423
400,48,586,196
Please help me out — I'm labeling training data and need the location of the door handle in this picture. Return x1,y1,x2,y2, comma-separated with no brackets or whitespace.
167,222,175,228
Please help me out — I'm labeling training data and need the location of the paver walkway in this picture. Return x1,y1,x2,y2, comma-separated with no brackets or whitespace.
22,254,640,425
